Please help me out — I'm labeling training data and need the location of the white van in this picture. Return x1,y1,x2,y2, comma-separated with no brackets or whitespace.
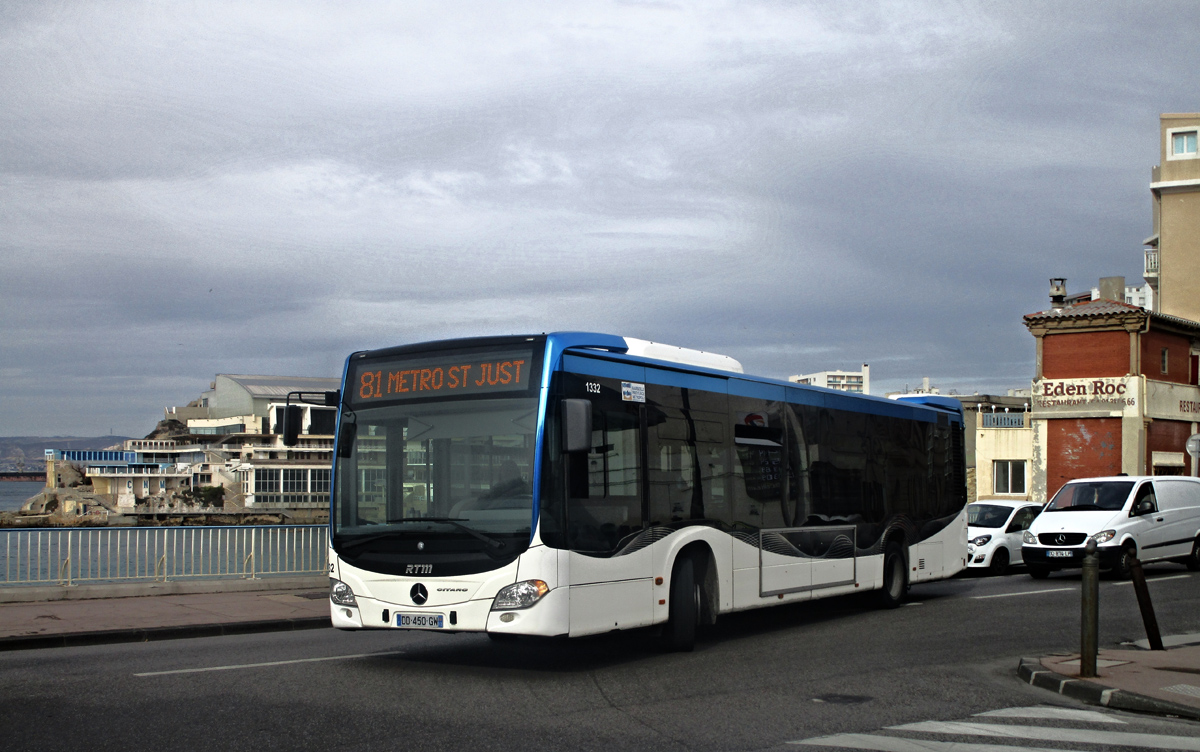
1021,475,1200,579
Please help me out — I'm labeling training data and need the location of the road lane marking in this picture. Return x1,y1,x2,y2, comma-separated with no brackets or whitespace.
970,587,1074,599
974,705,1125,723
788,732,1065,751
888,721,1200,750
1111,574,1192,586
134,651,404,677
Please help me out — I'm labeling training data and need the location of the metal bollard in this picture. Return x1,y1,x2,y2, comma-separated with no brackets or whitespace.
1080,539,1099,678
1128,554,1165,651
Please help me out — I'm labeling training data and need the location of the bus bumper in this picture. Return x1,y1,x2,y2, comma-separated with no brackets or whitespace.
330,585,569,637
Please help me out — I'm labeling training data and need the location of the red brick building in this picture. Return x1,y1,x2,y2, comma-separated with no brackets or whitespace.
1024,287,1200,499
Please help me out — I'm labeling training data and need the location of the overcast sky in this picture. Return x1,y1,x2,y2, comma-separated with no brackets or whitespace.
1,1,1196,436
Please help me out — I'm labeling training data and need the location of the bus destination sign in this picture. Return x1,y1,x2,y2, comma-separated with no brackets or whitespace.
352,348,534,404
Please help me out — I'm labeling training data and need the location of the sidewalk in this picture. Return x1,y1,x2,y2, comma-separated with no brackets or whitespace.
1018,636,1200,720
0,581,331,651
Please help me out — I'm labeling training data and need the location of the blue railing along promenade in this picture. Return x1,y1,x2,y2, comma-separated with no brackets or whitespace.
1,525,328,587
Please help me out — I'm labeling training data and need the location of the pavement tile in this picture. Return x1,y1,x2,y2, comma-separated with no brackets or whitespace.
1042,645,1200,714
0,589,331,639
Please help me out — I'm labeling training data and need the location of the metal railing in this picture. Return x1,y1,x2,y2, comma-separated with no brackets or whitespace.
981,413,1027,428
1,525,328,587
1145,249,1159,276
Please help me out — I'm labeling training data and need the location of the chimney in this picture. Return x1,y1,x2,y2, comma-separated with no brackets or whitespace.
1049,278,1067,310
1098,276,1125,302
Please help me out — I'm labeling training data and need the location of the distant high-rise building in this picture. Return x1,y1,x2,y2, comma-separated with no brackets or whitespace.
789,364,869,394
1145,113,1200,319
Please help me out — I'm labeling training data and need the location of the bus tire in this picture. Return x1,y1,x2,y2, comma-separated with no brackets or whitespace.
877,542,908,609
662,555,699,652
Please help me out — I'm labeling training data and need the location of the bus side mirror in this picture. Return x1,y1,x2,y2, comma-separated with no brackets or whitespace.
324,390,340,407
561,399,592,453
282,405,303,447
336,422,357,459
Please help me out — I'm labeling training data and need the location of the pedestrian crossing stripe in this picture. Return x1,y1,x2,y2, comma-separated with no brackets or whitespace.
789,733,1066,752
788,706,1199,751
974,706,1125,724
890,720,1200,751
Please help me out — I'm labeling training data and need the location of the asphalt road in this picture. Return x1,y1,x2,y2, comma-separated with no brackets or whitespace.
2,563,1199,751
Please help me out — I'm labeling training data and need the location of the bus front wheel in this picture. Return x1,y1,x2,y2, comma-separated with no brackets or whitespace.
662,555,699,652
878,542,908,609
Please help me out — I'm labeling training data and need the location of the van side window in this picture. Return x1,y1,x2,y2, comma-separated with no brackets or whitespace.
1131,483,1157,515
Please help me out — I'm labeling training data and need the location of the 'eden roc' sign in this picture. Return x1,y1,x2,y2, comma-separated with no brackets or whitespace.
1033,377,1137,415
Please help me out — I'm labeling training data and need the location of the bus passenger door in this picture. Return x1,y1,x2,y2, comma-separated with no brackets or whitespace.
563,380,653,636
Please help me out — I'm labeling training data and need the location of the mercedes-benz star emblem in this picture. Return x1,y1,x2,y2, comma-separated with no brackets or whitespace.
417,541,425,551
1055,534,1067,545
410,583,428,605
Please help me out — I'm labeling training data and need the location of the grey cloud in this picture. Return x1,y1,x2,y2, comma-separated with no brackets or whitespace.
2,1,1197,434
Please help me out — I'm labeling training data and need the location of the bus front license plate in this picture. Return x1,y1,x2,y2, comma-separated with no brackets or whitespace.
1046,550,1073,558
397,613,444,629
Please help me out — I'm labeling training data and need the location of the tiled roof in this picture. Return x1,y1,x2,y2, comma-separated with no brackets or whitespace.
1024,299,1200,333
1023,299,1146,321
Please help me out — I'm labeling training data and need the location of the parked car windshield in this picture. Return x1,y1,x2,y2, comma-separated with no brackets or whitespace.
967,504,1013,528
1045,481,1134,512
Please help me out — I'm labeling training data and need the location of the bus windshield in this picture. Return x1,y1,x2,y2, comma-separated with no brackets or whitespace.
333,396,540,545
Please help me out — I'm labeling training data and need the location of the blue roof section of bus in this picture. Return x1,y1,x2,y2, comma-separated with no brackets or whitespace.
892,394,964,414
548,331,960,424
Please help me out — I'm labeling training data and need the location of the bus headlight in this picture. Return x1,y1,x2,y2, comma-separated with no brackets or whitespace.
1023,531,1037,545
330,579,358,607
1091,530,1116,544
491,580,549,610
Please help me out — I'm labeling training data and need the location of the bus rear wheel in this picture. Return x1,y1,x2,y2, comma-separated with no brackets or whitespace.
662,555,700,652
877,542,908,609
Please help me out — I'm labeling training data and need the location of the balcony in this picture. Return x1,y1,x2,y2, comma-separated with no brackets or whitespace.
1145,249,1159,278
981,413,1027,429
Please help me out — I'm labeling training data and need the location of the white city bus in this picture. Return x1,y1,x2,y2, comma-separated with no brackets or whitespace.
286,332,967,650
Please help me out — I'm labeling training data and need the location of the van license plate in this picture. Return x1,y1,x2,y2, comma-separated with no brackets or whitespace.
397,613,444,628
1046,550,1073,558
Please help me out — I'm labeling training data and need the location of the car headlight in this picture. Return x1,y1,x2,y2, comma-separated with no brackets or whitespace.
1091,530,1116,544
491,579,549,610
330,578,357,607
970,535,992,547
1023,531,1036,545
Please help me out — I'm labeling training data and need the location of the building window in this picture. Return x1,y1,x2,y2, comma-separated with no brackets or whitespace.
1161,347,1169,374
282,468,307,493
255,468,281,493
1173,130,1198,157
311,469,331,494
993,460,1026,495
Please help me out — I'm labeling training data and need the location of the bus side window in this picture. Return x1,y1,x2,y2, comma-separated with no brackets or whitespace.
568,403,643,553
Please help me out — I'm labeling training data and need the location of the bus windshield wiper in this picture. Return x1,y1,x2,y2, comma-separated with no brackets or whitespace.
336,519,507,552
336,530,408,552
393,517,507,550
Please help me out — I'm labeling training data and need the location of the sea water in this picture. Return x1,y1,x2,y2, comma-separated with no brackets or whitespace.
0,481,42,512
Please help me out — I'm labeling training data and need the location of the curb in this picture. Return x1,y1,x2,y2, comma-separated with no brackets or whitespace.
1017,656,1200,721
0,616,331,652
